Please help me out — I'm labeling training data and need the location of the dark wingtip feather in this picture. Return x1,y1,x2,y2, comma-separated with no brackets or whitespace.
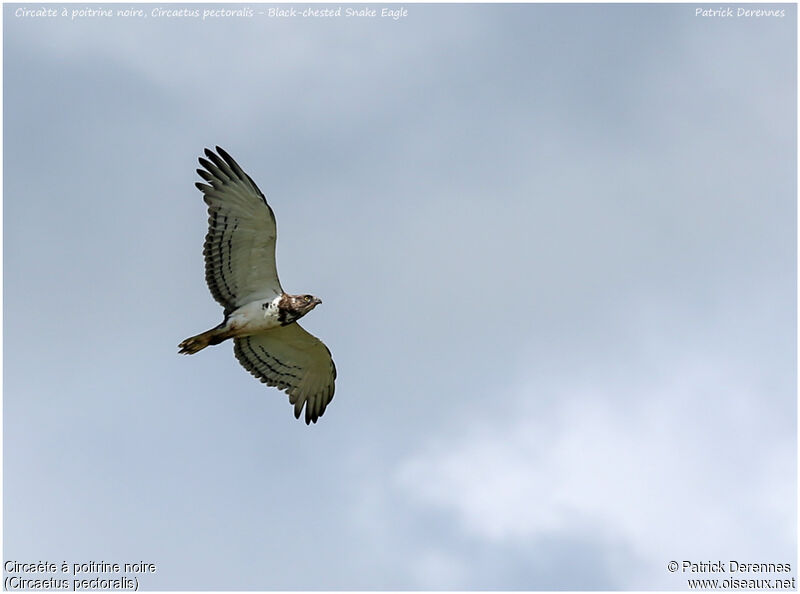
216,147,244,179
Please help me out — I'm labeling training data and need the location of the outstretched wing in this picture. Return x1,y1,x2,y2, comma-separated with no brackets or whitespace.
233,324,337,424
195,146,282,315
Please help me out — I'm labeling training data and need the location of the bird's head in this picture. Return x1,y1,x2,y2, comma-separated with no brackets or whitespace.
277,293,323,326
286,293,322,317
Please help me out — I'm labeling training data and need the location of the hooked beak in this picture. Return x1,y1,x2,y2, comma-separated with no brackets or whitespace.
314,297,322,306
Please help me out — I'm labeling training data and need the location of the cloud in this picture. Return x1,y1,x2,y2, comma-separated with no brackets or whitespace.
395,312,796,588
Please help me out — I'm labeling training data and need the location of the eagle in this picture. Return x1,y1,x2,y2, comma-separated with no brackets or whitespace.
179,147,336,424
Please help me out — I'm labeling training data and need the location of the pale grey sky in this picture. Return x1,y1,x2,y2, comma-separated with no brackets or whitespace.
3,3,797,590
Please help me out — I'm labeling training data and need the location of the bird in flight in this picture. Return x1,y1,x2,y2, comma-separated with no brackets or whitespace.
179,147,336,424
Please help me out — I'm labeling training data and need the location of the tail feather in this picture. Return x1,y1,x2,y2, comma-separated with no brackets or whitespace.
179,324,231,355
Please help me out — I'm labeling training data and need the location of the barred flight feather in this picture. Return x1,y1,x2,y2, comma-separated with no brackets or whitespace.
194,148,282,314
233,324,336,424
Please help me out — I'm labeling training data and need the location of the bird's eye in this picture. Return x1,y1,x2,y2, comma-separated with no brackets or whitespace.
305,295,312,302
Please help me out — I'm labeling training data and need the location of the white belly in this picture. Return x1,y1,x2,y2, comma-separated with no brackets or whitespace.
225,298,282,336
